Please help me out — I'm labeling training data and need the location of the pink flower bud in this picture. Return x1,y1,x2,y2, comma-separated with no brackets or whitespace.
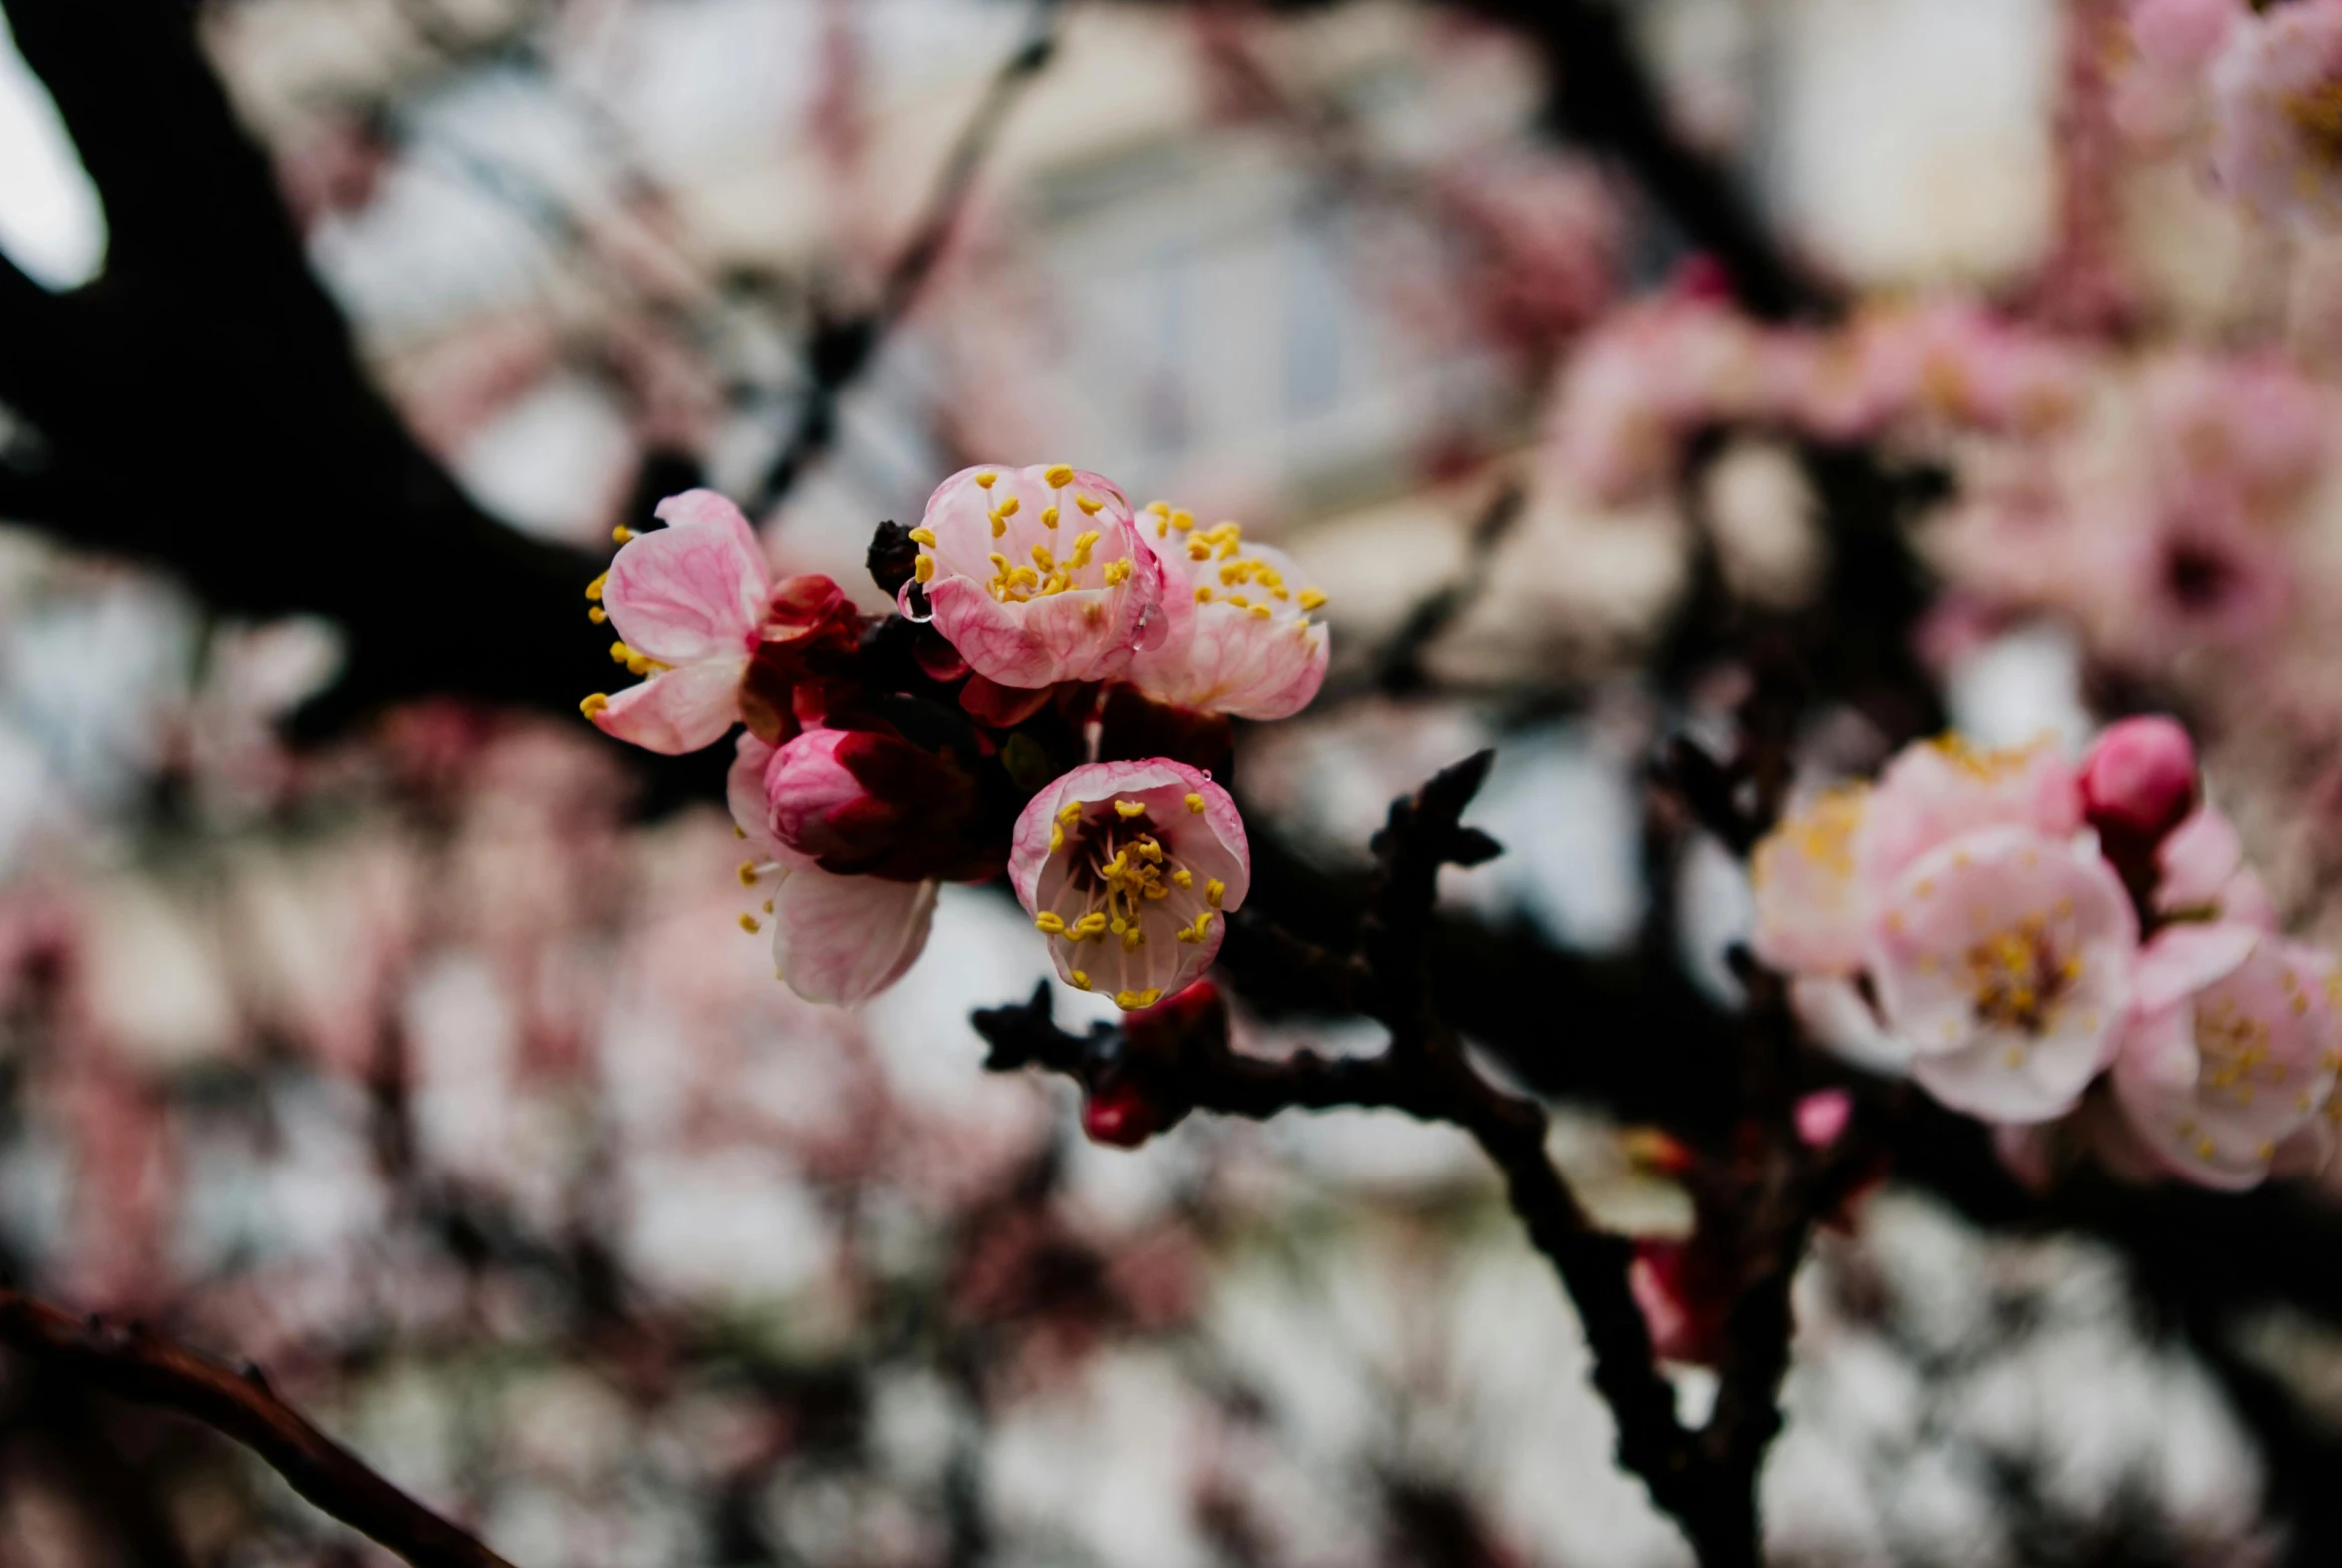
1081,1079,1163,1148
2080,716,2199,845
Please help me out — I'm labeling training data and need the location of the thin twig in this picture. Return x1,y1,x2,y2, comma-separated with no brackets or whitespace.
754,0,1067,511
0,1291,519,1568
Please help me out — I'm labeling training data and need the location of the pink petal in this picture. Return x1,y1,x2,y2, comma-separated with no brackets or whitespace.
2132,921,2258,1013
604,496,771,666
2155,805,2243,912
590,655,749,755
654,488,766,563
769,869,938,1005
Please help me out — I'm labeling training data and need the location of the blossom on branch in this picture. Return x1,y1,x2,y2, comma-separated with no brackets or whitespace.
2111,922,2342,1188
905,463,1165,690
2210,0,2342,226
583,490,774,754
1008,759,1249,1011
1125,503,1329,720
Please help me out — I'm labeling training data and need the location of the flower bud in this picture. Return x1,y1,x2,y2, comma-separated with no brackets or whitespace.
2081,716,2200,845
1081,1079,1165,1148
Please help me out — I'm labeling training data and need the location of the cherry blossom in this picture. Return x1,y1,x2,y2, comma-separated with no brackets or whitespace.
1750,783,1872,976
2209,0,2342,227
2153,802,2277,928
583,490,772,755
1866,825,2138,1122
905,463,1166,690
2113,0,2239,147
1125,503,1330,720
1008,758,1249,1011
727,735,938,1006
1854,734,2084,897
2111,922,2342,1189
2079,715,2200,845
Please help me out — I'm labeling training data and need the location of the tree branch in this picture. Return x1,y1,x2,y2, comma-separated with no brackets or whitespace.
0,1290,520,1568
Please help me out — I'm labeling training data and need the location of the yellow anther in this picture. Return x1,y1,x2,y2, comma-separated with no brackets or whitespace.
1205,878,1225,908
914,555,935,583
580,692,610,718
1171,510,1195,531
1195,586,1212,602
1270,588,1289,602
1110,916,1129,935
585,572,607,601
738,862,760,887
1009,566,1040,589
610,641,634,664
626,653,652,676
1050,825,1064,851
1103,850,1130,879
588,607,608,623
738,914,761,933
1298,589,1328,611
735,824,748,839
995,495,1020,519
1043,571,1071,595
1218,539,1241,560
1254,566,1284,589
1178,912,1215,944
1218,561,1250,585
1031,544,1056,569
1172,868,1194,888
1069,531,1100,568
1143,882,1170,900
1070,970,1092,990
909,527,937,546
975,471,997,489
1115,990,1142,1010
1146,501,1171,517
1115,799,1146,819
1059,801,1084,826
1225,594,1249,609
1184,793,1205,814
991,515,1007,539
1187,540,1213,561
1122,925,1144,952
1074,913,1109,937
1035,912,1068,935
762,899,773,913
1045,464,1075,488
613,524,634,543
1042,505,1060,528
1249,604,1272,620
1103,558,1132,587
989,551,1012,574
1133,837,1163,861
1075,493,1103,515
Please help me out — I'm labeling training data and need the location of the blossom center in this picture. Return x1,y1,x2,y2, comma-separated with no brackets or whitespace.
1140,504,1327,624
1963,916,2084,1037
1032,794,1225,1009
2285,80,2342,166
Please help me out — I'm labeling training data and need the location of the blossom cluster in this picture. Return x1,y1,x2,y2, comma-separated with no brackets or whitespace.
1752,717,2342,1190
580,468,1328,1010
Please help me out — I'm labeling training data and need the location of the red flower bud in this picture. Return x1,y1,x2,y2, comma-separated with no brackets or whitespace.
1081,1079,1163,1148
2080,716,2199,846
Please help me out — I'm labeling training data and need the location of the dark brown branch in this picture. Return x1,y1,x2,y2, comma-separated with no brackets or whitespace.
0,1290,520,1568
753,1,1065,511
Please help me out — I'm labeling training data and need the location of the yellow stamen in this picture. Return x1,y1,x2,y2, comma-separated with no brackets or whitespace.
1171,510,1195,532
1298,589,1328,611
1184,793,1205,814
1045,464,1075,488
1035,912,1068,935
1031,544,1056,569
613,524,634,543
914,555,935,583
588,607,607,623
1103,558,1132,586
1249,605,1272,619
1075,493,1103,516
1114,988,1163,1011
585,573,607,601
1172,868,1194,888
1115,799,1146,819
995,495,1020,519
609,641,634,665
738,914,761,933
1059,802,1084,826
909,527,937,546
1205,878,1225,908
1050,825,1064,851
1042,505,1060,528
1122,925,1144,952
1187,540,1213,562
737,862,759,887
974,471,997,489
1070,970,1092,990
1195,586,1212,602
580,693,610,718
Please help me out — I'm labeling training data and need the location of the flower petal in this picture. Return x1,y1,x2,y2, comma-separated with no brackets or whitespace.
769,869,938,1005
605,493,771,665
591,655,749,755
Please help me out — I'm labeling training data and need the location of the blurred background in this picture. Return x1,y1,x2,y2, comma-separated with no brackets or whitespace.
0,0,2336,1563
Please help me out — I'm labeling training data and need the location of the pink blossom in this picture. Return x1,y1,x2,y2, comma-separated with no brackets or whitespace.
729,735,938,1005
2110,922,2341,1188
2142,355,2334,519
1124,506,1329,720
1543,298,1771,502
1750,784,1873,976
1866,825,2138,1122
759,725,1000,884
1008,759,1249,1011
586,490,770,754
2080,716,2200,844
906,464,1165,690
2210,0,2342,227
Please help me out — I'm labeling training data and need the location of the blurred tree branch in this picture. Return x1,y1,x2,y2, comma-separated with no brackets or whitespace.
0,1289,520,1568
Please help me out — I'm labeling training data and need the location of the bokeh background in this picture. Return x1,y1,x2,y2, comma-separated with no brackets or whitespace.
0,0,2334,1564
